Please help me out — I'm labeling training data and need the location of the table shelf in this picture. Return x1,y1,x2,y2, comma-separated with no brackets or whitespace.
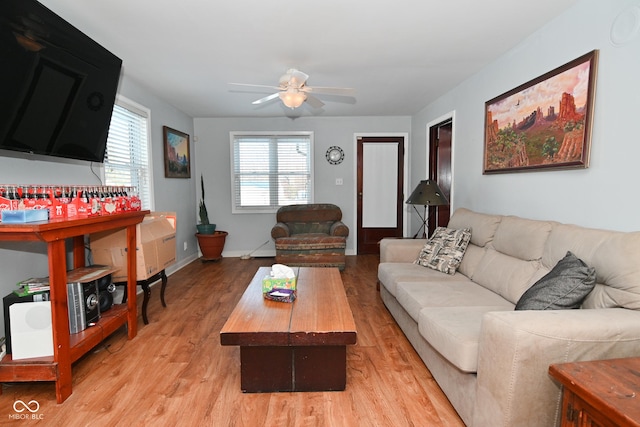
0,211,148,403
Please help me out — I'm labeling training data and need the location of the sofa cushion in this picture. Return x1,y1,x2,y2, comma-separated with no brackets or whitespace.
378,262,469,298
419,306,513,373
447,208,502,279
395,280,513,323
448,208,501,248
457,244,485,279
492,215,554,261
414,227,471,274
471,248,541,304
274,234,346,250
276,203,342,223
274,203,347,236
288,222,334,235
543,224,640,310
515,251,596,310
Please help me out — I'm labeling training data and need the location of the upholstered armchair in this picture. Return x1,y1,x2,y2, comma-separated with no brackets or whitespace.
271,203,349,270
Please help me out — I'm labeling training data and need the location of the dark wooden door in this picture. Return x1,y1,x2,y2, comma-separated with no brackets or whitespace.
427,120,452,237
357,136,404,254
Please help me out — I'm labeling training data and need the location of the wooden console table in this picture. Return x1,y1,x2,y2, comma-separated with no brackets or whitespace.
549,357,640,427
0,210,149,403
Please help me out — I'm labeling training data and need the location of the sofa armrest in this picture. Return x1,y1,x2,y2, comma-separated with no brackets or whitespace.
271,222,290,239
329,221,349,237
473,309,640,427
379,238,425,263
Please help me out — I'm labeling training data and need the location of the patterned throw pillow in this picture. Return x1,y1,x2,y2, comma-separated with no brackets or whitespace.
414,227,472,274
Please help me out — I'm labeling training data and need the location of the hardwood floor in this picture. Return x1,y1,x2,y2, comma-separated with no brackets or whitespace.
0,255,464,426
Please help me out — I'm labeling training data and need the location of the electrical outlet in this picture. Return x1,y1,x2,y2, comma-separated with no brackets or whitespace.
184,241,188,251
335,178,343,186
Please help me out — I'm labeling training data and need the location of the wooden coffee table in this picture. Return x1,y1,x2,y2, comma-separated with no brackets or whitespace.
220,266,357,392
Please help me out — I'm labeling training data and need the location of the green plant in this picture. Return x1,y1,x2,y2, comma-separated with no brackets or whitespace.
199,174,209,225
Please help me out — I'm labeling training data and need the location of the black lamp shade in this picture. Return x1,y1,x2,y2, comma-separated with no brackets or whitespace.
406,180,449,206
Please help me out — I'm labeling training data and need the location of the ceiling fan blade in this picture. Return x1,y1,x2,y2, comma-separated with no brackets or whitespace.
305,94,325,109
252,92,280,105
302,86,356,96
229,82,282,91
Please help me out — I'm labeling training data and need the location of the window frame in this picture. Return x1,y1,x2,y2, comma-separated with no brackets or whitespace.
103,95,154,210
230,131,314,214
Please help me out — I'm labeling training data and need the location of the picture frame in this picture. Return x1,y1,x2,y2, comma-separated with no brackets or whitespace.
483,50,598,174
163,126,191,178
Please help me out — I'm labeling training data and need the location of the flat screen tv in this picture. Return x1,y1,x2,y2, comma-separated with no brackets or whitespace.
0,0,122,163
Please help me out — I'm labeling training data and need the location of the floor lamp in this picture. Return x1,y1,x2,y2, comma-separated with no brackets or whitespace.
406,180,449,239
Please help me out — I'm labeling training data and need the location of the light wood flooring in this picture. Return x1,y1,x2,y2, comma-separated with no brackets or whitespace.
0,255,464,426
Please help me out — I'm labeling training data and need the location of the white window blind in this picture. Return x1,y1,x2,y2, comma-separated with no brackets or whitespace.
104,98,152,210
231,132,313,213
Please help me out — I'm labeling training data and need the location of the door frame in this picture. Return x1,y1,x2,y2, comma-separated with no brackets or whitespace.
352,132,409,254
426,111,456,212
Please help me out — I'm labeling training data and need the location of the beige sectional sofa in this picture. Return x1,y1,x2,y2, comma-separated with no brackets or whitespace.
377,208,640,426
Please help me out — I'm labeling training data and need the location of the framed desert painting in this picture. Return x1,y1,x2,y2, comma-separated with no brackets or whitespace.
163,126,191,178
483,50,598,174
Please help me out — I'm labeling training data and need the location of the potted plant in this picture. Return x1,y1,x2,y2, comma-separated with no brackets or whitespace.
195,174,227,261
196,174,216,235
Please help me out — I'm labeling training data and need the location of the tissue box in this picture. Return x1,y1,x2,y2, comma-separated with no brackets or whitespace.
1,209,49,223
262,276,297,303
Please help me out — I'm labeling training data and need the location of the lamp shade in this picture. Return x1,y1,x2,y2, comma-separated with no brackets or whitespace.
405,180,449,206
279,89,306,109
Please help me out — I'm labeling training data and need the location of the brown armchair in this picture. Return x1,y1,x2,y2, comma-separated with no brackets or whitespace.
271,203,349,270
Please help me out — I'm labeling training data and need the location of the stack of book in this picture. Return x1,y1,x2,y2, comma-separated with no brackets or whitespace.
15,277,50,297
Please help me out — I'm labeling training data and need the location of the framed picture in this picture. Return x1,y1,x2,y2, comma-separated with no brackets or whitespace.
163,126,191,178
484,50,598,174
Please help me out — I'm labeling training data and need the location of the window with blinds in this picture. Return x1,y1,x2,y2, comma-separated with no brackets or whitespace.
231,132,313,213
104,97,153,210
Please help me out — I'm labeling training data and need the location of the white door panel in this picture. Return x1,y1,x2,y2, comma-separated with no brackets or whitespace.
362,142,398,228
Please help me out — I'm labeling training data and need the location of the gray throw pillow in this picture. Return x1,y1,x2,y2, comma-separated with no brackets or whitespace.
515,251,596,310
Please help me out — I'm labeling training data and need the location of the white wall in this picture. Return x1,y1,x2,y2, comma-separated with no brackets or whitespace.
0,75,197,335
412,0,640,232
193,116,411,257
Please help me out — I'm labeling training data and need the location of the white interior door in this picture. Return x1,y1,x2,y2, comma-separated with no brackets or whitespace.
357,136,404,254
362,143,398,227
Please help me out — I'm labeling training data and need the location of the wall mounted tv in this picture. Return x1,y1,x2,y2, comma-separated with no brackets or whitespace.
0,0,122,163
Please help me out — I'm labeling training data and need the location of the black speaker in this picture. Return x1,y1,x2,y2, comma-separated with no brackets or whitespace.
83,281,100,324
96,273,115,312
96,274,112,291
99,290,113,312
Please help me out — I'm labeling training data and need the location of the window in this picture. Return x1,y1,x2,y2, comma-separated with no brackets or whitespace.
104,96,153,210
231,132,313,213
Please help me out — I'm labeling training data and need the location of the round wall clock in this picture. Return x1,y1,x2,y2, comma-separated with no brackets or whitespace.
326,146,344,165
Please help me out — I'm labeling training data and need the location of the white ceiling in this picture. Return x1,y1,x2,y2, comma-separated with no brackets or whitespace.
40,0,578,118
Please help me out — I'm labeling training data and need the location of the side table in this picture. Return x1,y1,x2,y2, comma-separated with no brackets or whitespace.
116,270,167,324
549,357,640,427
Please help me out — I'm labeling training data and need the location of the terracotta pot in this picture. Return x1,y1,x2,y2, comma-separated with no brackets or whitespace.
195,230,228,261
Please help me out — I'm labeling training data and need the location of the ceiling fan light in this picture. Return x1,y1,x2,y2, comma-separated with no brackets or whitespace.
279,90,306,109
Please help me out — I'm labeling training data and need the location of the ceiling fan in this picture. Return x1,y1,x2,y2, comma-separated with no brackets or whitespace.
230,68,355,109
